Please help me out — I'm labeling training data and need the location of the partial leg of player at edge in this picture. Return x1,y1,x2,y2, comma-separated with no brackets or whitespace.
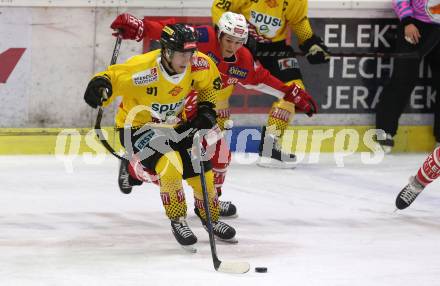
395,146,440,209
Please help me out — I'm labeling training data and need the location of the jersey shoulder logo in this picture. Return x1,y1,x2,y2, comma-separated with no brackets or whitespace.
265,0,279,8
191,57,210,72
168,86,183,97
132,67,158,86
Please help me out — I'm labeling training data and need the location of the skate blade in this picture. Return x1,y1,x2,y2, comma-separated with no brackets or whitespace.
181,244,197,253
216,237,238,244
257,158,297,169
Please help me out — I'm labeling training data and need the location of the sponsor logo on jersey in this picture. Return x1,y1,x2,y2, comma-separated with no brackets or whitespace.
191,57,210,71
221,71,238,86
227,66,248,79
207,52,220,65
226,77,239,86
160,192,171,205
265,0,279,8
132,67,158,85
278,57,299,70
249,11,282,37
259,25,270,34
176,189,185,203
134,129,155,150
217,108,231,118
151,99,185,121
168,85,183,97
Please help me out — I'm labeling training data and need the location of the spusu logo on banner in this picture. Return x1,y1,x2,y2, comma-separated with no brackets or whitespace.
143,17,436,114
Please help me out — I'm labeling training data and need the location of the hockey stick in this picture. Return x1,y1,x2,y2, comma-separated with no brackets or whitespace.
94,34,127,162
193,133,250,274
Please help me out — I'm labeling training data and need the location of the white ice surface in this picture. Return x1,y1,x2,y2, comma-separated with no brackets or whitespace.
1,153,440,286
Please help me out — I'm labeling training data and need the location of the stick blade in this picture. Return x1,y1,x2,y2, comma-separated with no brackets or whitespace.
216,261,250,274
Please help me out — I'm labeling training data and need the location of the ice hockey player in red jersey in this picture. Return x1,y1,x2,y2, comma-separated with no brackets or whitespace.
396,147,440,209
111,12,318,218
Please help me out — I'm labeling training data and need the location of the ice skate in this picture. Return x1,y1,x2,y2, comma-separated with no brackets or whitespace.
118,159,143,194
170,217,198,253
375,132,394,154
118,159,133,194
395,176,425,210
203,220,238,244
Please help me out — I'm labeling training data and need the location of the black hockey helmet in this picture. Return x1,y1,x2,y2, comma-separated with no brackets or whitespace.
160,24,198,53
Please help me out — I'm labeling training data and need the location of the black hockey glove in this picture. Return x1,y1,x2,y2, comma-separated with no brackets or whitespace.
190,101,217,130
84,76,112,108
299,35,330,64
173,102,217,150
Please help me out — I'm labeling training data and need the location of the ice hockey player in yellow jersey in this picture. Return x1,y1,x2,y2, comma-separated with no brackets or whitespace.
84,24,237,251
212,0,330,167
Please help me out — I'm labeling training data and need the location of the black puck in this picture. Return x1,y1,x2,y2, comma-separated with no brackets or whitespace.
255,267,268,273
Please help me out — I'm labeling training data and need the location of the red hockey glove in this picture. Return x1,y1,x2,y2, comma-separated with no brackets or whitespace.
110,13,144,41
283,84,318,117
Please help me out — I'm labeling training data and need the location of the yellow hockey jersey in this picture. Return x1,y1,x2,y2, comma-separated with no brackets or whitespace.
212,0,313,43
93,49,221,128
